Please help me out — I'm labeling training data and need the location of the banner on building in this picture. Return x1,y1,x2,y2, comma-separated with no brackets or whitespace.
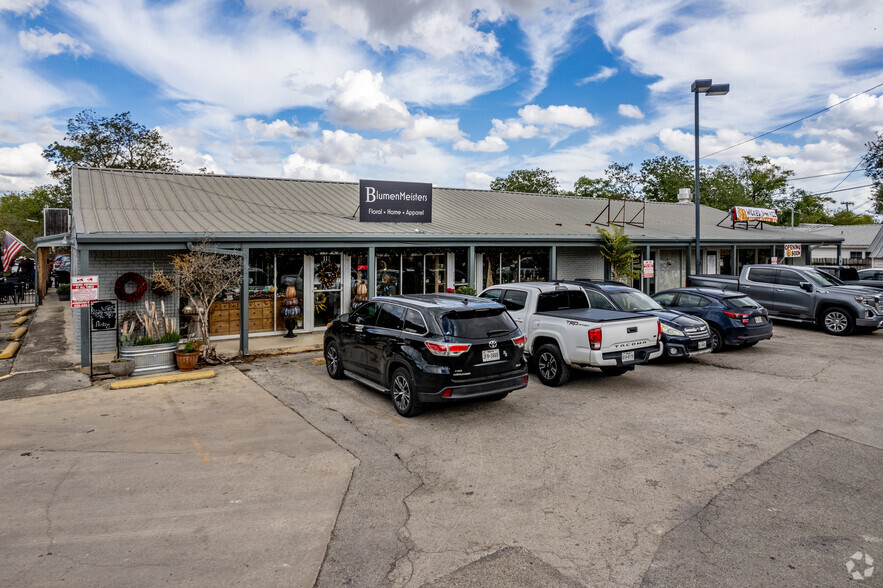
359,179,432,223
71,275,99,308
732,206,778,223
784,244,802,258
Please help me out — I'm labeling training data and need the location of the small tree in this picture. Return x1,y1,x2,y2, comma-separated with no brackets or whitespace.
597,225,641,282
152,242,242,362
490,168,560,194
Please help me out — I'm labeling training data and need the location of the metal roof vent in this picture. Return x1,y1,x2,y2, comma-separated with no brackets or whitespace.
677,188,692,204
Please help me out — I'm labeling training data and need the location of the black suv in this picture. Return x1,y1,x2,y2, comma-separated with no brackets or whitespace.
323,294,528,417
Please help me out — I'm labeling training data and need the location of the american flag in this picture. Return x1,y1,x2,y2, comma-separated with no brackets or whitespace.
2,231,25,273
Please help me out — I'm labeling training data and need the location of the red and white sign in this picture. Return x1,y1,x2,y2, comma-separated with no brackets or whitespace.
642,260,655,278
733,206,778,223
771,257,778,264
71,275,99,308
784,244,802,258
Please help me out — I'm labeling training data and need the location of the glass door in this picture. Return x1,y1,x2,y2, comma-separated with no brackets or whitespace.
313,254,342,330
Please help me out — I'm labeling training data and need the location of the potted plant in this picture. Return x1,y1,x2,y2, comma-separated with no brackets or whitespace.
57,284,70,301
108,358,135,378
175,340,202,371
118,300,181,375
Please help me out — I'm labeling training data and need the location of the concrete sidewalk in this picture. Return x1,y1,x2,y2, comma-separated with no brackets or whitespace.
0,364,357,587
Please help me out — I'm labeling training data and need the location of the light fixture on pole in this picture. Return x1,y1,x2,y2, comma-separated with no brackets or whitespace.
692,78,729,274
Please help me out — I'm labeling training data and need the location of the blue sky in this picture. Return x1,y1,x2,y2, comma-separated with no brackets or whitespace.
1,0,882,217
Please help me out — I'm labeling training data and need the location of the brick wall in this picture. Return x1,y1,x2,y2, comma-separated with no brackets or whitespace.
556,247,605,280
72,250,180,354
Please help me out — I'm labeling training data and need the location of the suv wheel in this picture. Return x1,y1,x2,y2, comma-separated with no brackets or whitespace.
325,341,345,379
820,307,854,336
709,326,725,353
391,367,422,417
535,343,570,387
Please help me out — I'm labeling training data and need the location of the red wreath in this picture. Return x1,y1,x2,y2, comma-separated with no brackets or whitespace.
115,272,148,302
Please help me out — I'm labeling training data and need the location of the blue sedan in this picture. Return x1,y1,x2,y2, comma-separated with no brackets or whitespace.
651,287,773,352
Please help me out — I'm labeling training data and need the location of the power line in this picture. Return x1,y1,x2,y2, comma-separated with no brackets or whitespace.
817,158,865,199
788,168,868,181
807,183,873,196
700,81,883,160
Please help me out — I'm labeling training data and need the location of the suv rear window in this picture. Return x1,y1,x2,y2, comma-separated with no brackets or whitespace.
439,308,517,339
536,290,589,312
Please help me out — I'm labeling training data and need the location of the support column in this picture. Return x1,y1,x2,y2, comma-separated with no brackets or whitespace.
549,246,557,281
79,247,90,368
836,243,842,265
368,246,376,297
732,244,738,274
239,247,249,357
467,245,475,292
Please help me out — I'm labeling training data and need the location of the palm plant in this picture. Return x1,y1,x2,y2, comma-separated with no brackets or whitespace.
597,225,642,282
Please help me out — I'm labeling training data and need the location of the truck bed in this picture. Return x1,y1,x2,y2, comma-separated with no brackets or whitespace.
537,308,650,323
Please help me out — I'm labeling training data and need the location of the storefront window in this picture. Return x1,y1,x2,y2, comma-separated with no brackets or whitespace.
424,254,446,293
313,254,342,328
482,250,550,287
737,248,756,272
376,255,399,296
452,248,469,286
401,254,425,295
519,255,548,282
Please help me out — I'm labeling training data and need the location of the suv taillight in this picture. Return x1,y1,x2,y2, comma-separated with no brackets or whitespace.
724,310,750,324
588,327,602,350
512,335,526,348
425,341,472,357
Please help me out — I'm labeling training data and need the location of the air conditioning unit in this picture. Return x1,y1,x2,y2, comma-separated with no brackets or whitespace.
43,208,70,236
677,188,692,204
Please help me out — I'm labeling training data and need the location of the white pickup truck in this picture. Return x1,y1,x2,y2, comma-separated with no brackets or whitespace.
479,282,663,386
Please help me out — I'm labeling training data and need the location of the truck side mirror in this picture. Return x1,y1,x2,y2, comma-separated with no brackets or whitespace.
339,313,350,323
799,282,813,292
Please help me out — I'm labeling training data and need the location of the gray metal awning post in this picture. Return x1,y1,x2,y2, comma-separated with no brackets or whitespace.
368,246,376,297
240,247,249,357
78,247,90,368
549,246,557,281
467,245,475,292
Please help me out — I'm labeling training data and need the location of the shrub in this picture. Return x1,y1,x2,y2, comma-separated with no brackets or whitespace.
56,284,70,295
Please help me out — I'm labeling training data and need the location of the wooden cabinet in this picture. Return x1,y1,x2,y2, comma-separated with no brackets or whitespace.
209,298,284,336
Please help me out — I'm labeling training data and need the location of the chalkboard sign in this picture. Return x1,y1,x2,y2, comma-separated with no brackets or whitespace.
90,300,117,331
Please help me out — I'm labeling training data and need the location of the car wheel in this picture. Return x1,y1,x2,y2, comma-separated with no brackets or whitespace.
535,343,570,387
391,367,422,417
820,307,854,336
709,326,725,353
600,366,630,377
324,341,345,379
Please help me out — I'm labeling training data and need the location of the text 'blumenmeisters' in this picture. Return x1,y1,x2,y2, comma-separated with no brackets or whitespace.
364,187,428,202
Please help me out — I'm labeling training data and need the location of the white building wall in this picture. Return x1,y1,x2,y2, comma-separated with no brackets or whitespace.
556,247,604,280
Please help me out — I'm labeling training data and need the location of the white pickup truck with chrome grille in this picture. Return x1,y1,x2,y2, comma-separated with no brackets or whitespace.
479,282,663,386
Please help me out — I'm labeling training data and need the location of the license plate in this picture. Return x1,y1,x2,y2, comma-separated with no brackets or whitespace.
482,349,500,362
754,316,764,323
698,340,707,349
621,351,635,362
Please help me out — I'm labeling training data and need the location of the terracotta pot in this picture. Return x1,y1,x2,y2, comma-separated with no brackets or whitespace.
175,350,199,372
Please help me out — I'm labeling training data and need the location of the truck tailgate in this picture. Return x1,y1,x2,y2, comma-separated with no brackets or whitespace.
537,309,659,352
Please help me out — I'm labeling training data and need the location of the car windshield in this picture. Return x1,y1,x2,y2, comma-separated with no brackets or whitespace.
725,295,762,309
608,291,662,312
805,269,843,287
439,308,517,340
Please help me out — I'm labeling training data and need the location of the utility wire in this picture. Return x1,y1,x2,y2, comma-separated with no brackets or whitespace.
701,81,883,160
788,168,868,181
807,183,873,196
817,158,866,199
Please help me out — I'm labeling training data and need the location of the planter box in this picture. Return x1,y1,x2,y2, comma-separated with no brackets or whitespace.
119,342,178,376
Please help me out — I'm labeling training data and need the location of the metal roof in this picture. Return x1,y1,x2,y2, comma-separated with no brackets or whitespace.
796,223,882,247
71,167,841,247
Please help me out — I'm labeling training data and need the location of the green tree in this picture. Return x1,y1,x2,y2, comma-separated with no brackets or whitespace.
861,132,883,214
0,184,68,247
828,209,876,225
603,162,640,200
738,155,792,207
490,168,560,194
572,176,616,198
639,155,693,202
597,225,641,282
43,110,180,197
698,164,749,211
774,189,833,226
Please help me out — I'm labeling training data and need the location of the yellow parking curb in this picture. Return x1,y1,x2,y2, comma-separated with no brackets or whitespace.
9,316,28,327
15,307,35,317
110,369,216,389
7,327,28,341
0,342,21,359
0,374,12,381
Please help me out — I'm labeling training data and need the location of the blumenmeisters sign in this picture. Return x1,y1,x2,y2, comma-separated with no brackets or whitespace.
359,179,432,223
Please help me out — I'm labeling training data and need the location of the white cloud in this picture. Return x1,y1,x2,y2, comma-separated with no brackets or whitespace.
464,170,494,189
453,136,508,153
490,118,539,140
19,28,92,58
618,104,644,119
326,70,411,130
518,104,596,127
401,114,462,141
0,0,47,15
0,142,52,192
577,66,617,85
282,153,356,182
244,117,314,140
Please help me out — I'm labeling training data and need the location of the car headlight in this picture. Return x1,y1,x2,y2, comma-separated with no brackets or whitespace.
854,295,874,305
661,323,685,337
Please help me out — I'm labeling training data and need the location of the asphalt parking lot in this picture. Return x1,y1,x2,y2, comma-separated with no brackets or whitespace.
242,322,883,587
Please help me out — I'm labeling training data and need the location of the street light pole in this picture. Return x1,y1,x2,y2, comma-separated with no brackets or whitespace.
691,79,729,275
